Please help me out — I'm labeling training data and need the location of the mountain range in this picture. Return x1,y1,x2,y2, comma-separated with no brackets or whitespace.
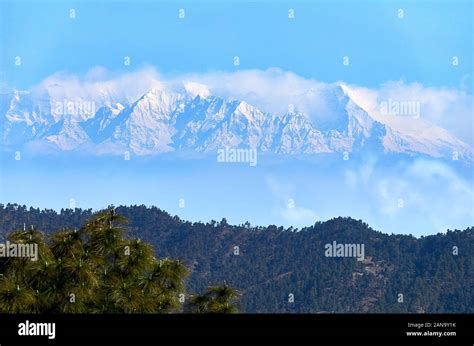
1,81,473,162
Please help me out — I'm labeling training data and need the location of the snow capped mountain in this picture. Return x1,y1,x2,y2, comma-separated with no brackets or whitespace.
173,96,275,152
44,118,90,150
101,88,184,155
274,111,329,154
2,90,54,146
1,81,472,162
342,85,474,161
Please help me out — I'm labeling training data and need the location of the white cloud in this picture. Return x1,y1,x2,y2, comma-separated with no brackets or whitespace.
376,159,473,231
181,68,332,116
280,205,319,225
265,176,319,226
31,66,166,109
343,154,473,233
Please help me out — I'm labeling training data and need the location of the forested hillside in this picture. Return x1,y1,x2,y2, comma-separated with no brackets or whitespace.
0,204,472,313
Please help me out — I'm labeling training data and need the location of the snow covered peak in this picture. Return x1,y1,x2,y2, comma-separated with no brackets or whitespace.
133,88,185,118
183,81,211,99
233,101,265,123
338,83,350,96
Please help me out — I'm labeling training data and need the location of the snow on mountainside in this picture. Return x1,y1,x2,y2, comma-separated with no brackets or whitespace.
101,88,184,155
0,81,472,162
342,85,474,161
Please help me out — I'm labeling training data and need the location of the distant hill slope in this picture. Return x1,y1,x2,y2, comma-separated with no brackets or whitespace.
0,203,472,313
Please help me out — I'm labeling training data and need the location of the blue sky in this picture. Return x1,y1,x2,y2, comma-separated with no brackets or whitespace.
1,0,472,91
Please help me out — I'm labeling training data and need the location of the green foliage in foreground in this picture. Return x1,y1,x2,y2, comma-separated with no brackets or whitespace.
0,209,240,313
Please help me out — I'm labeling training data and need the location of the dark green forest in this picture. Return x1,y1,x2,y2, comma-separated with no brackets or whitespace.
0,203,472,313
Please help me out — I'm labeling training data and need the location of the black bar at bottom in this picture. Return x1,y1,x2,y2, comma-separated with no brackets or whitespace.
0,314,471,345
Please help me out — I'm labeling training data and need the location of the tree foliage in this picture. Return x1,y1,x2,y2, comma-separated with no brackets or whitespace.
0,208,239,314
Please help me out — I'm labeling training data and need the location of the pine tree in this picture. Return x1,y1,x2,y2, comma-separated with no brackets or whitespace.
0,209,239,313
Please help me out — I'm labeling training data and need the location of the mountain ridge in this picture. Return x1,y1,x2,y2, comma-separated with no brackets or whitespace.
1,83,472,162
